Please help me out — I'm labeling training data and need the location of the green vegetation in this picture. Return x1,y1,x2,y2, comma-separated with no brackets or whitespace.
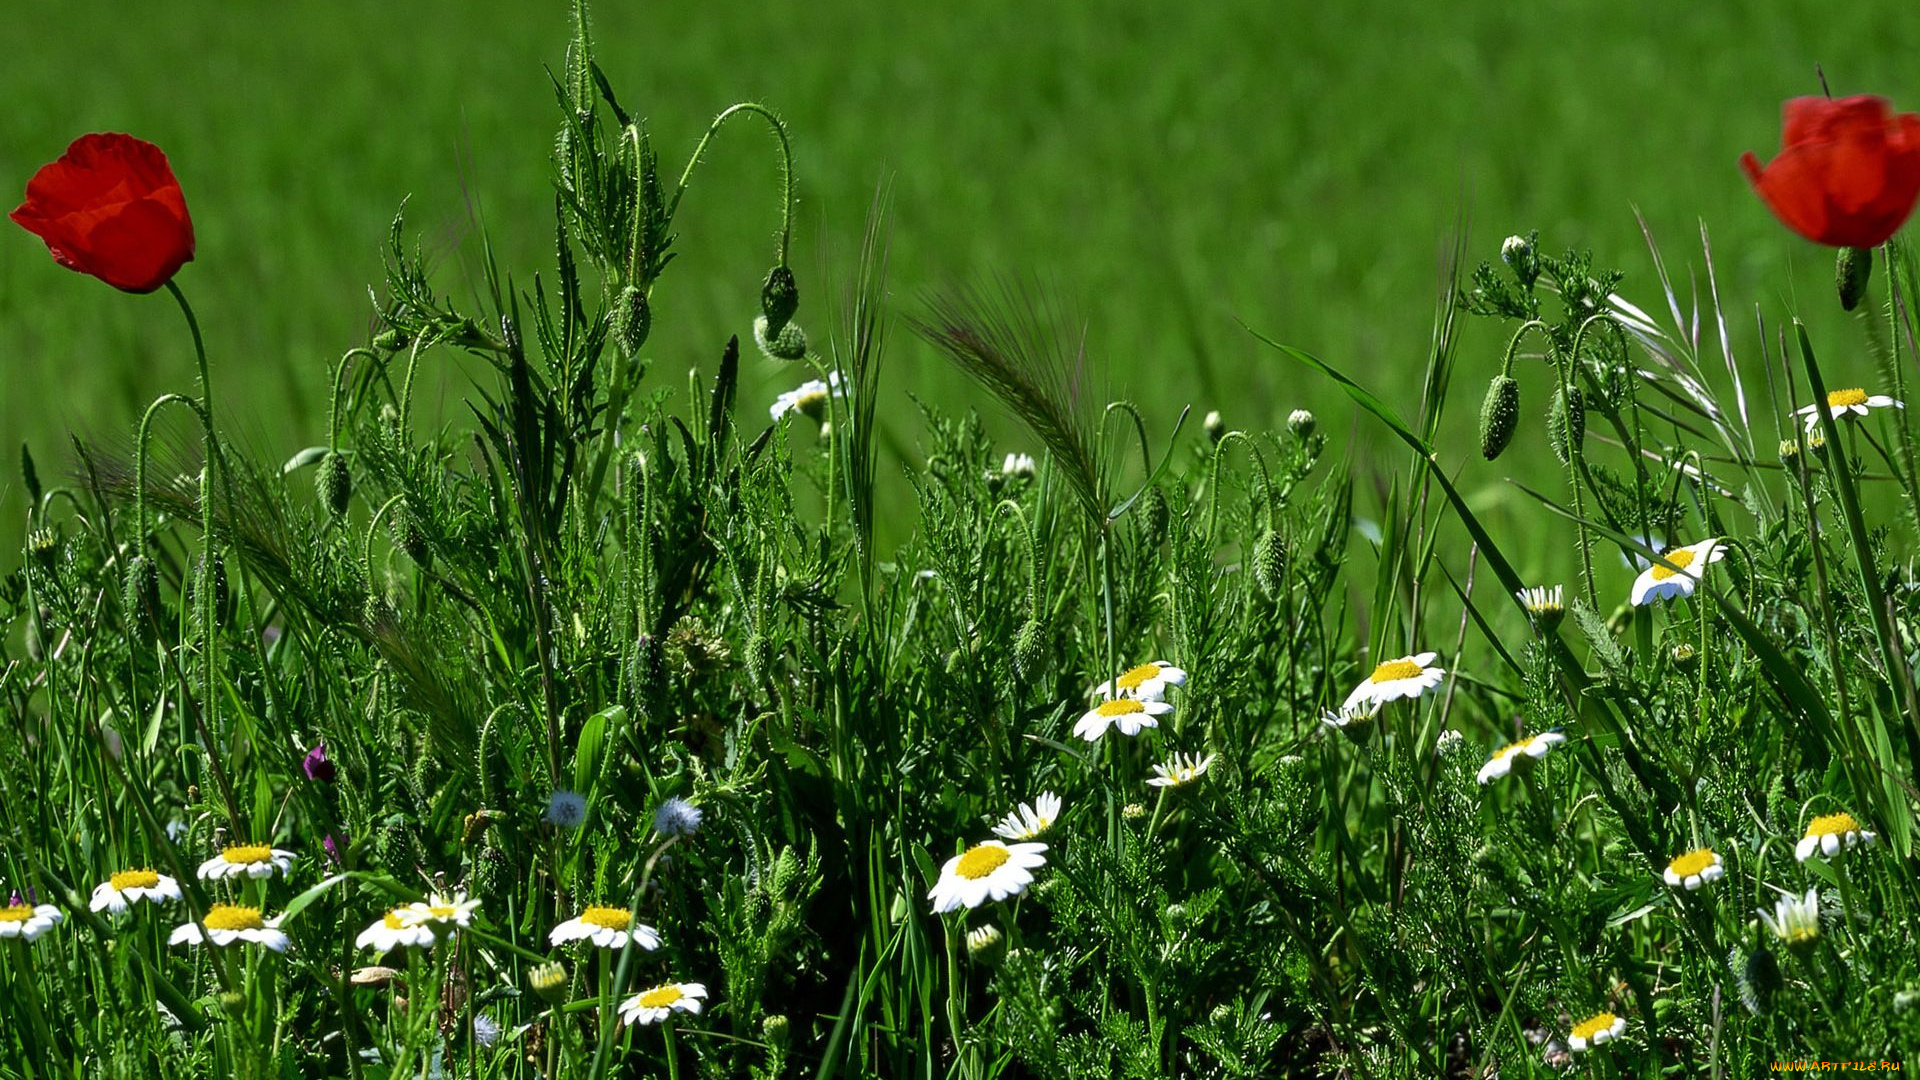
5,2,1920,1077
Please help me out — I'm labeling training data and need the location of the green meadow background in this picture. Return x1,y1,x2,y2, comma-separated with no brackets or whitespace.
2,0,1913,575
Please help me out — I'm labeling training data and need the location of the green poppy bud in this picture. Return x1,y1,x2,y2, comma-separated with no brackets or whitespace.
1478,375,1521,460
1252,529,1286,599
761,265,800,335
1547,384,1584,465
1012,618,1047,679
472,841,510,900
123,553,162,634
754,314,808,362
391,504,432,569
745,632,773,684
611,283,652,357
316,452,352,516
373,327,410,353
1136,486,1169,548
190,552,231,630
1837,246,1872,312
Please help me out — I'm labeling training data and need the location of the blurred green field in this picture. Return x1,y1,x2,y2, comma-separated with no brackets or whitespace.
3,0,1914,571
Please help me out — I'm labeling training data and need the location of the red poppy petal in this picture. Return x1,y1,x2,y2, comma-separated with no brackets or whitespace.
77,196,195,293
1746,149,1834,244
1782,95,1890,149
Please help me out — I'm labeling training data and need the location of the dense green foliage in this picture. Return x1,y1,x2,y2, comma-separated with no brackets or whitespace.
6,5,1920,1079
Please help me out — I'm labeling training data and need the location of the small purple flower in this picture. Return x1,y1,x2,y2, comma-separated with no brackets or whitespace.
304,743,336,783
323,833,346,865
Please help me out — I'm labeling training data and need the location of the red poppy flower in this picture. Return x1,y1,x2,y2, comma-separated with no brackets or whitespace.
10,133,195,293
1740,95,1920,248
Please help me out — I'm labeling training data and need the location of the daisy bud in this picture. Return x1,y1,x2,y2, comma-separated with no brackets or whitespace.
1547,385,1584,466
529,962,570,1004
966,924,1006,965
754,314,809,362
1836,246,1872,312
1252,529,1286,599
1012,618,1047,679
27,527,59,570
610,284,652,357
391,505,432,568
1479,375,1521,461
1500,233,1539,288
1670,643,1697,669
1122,802,1147,820
1203,410,1226,443
1287,408,1317,440
316,452,352,516
761,1014,791,1051
219,991,247,1017
761,265,800,335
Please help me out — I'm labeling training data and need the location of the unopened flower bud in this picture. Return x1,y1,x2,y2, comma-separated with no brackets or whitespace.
1252,529,1286,599
373,327,410,353
761,266,800,335
966,924,1006,965
1837,246,1872,312
1203,410,1225,443
316,452,352,516
1501,233,1539,288
123,553,162,632
754,315,809,362
391,505,431,568
1136,486,1169,548
1287,408,1317,440
27,528,59,570
529,962,569,1003
761,1014,791,1049
611,284,652,357
1012,618,1047,679
1479,375,1521,460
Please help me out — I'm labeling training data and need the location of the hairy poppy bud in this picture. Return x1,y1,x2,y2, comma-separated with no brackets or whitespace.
190,552,231,630
1500,233,1539,288
391,505,431,568
316,452,352,516
1136,486,1169,548
754,314,809,362
1203,410,1225,443
123,553,162,633
1837,246,1872,311
1547,384,1584,465
376,817,421,881
761,265,800,335
1252,529,1286,599
744,632,773,684
373,327,410,353
472,841,510,899
1479,375,1521,460
1012,618,1047,679
611,283,652,356
1287,409,1317,440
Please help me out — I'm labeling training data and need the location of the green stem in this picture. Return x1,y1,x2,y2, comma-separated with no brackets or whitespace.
670,102,796,267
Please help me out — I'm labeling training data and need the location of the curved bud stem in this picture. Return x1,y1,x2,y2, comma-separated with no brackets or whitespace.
671,102,797,268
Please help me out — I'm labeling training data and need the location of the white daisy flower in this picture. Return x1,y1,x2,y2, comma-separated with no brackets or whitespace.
769,370,844,423
1320,702,1378,729
548,905,661,950
1568,1012,1626,1052
992,792,1062,840
404,890,481,935
1475,731,1566,785
356,906,439,952
1090,661,1187,702
196,843,296,881
619,982,707,1026
928,840,1047,913
1662,848,1725,891
1073,697,1172,741
1001,453,1036,479
1342,652,1445,713
90,868,181,914
0,903,63,942
1796,387,1901,433
1146,752,1216,789
1794,812,1876,862
1629,538,1725,606
169,904,289,952
1759,887,1822,946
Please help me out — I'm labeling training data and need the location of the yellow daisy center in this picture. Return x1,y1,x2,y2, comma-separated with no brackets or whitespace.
1096,699,1145,717
111,869,161,891
383,909,412,929
954,844,1011,880
1570,1012,1618,1041
1826,388,1868,408
1494,738,1532,759
1667,848,1717,877
0,905,34,923
1647,548,1696,581
1114,663,1161,691
1370,659,1421,683
204,904,265,931
580,905,632,931
427,905,460,920
637,984,684,1008
1806,812,1859,838
221,844,273,865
